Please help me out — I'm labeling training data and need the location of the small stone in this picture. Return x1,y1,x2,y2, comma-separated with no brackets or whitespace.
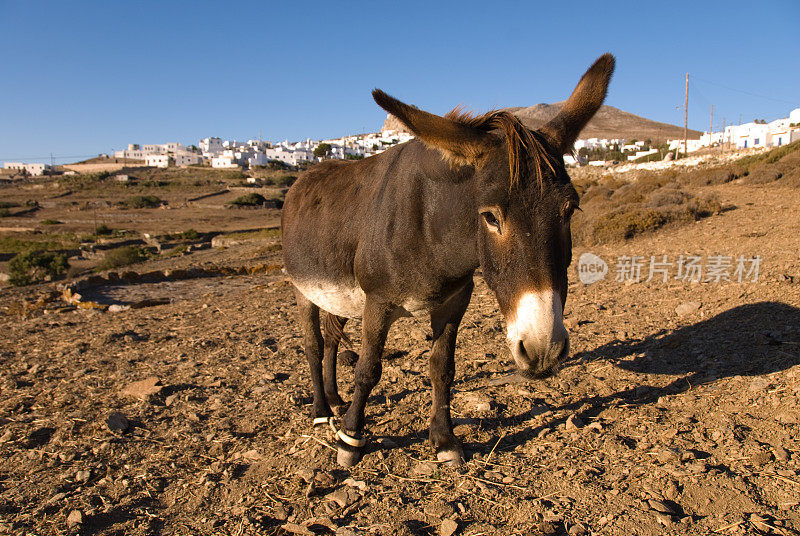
106,412,129,433
326,488,354,508
774,446,790,462
108,304,130,313
655,449,681,464
440,518,458,536
585,422,603,433
463,393,492,413
66,509,83,527
537,521,558,535
648,499,676,515
777,412,798,424
675,302,701,317
412,462,436,477
655,512,674,526
749,377,771,392
663,480,680,501
502,476,515,484
122,376,163,400
273,504,289,521
0,430,13,443
281,522,314,535
751,451,773,466
297,468,316,483
568,524,586,536
343,477,367,491
75,469,91,483
425,501,456,519
565,415,584,431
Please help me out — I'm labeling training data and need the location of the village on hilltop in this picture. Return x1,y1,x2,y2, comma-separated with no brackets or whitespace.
4,108,799,177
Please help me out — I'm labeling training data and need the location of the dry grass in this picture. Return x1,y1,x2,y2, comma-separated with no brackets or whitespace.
571,141,799,245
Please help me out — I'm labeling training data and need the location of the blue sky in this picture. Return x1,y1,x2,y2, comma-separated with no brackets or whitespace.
1,1,798,164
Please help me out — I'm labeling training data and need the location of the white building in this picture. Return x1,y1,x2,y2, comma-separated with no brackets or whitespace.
199,137,223,157
212,155,241,168
721,108,800,150
115,142,188,160
145,154,171,168
3,162,52,176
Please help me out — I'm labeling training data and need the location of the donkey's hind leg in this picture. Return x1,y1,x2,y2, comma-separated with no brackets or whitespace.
428,280,474,465
323,313,349,408
293,288,333,424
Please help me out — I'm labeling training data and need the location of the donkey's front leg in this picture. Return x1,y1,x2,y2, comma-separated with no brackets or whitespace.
429,281,473,465
337,299,392,467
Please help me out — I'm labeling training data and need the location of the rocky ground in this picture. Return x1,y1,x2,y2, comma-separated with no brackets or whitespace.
1,178,799,536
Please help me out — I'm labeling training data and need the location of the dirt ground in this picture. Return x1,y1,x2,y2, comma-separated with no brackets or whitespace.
1,172,799,535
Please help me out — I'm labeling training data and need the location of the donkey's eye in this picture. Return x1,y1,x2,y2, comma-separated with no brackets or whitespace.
481,211,501,233
563,201,580,219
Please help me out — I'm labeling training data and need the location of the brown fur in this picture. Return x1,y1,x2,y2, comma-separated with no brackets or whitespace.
444,107,557,190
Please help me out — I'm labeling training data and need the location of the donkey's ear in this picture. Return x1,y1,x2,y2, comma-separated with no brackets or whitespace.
539,54,615,154
372,89,493,166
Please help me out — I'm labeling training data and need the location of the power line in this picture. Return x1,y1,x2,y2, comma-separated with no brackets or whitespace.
0,154,99,161
692,76,796,105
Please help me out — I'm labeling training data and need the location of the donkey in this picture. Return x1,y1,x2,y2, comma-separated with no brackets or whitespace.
282,54,614,467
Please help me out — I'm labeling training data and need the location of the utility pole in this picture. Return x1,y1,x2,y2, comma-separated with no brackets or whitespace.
684,73,689,158
722,117,726,155
709,104,714,141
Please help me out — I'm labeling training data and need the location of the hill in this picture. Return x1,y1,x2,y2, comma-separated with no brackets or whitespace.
383,102,701,144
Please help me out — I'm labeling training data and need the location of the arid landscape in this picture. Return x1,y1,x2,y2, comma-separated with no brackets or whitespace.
1,143,800,536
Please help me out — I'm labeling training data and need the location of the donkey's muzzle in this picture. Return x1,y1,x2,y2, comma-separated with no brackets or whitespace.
512,332,569,379
505,290,569,378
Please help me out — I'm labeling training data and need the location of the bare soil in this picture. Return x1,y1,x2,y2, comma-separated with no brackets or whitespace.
1,168,799,536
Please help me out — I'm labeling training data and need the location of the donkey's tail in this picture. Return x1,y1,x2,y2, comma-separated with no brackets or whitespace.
324,313,352,349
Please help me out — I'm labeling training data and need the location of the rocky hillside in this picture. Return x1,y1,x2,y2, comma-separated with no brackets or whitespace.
383,103,701,144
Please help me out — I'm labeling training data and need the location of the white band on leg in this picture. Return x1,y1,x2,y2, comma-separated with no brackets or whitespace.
337,429,366,448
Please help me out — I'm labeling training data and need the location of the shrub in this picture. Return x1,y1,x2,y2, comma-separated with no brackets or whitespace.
8,251,69,286
592,209,668,243
123,195,163,209
0,201,19,209
275,175,296,187
95,224,113,235
170,229,200,240
0,208,10,217
229,193,266,206
41,219,62,225
95,245,150,271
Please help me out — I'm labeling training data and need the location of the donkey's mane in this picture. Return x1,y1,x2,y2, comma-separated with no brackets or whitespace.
444,107,558,190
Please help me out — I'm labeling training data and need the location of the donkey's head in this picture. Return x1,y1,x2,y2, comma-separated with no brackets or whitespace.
373,54,614,378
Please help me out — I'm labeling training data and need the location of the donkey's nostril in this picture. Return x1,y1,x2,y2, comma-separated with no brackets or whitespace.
517,340,528,360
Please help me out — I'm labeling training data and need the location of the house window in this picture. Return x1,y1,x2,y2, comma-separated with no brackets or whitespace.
754,138,760,145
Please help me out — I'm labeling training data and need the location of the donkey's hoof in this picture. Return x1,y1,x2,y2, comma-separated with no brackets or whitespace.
436,448,465,466
336,429,366,467
336,443,364,467
339,350,359,367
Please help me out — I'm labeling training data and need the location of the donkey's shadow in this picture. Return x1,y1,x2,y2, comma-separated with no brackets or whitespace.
387,301,800,454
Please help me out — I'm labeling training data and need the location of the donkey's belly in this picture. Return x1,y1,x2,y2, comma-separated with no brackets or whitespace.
294,280,366,319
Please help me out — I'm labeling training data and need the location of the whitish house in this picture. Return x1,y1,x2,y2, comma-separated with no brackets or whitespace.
173,152,202,166
212,155,241,169
3,162,52,176
146,154,171,168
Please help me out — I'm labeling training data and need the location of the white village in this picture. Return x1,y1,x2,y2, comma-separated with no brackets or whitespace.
4,107,799,177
